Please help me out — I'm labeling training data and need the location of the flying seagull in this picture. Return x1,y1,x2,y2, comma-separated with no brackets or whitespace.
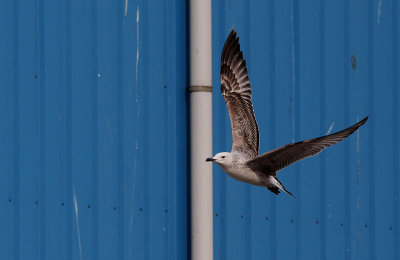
206,29,368,196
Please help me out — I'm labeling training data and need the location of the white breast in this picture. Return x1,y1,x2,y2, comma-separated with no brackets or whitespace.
220,164,262,186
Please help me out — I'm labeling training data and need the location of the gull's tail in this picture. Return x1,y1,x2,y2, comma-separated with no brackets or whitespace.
267,176,294,197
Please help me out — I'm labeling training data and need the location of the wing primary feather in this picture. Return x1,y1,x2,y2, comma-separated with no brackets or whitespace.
247,116,368,172
220,29,260,158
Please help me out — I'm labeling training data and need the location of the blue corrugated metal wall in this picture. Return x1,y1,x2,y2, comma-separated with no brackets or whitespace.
0,0,187,259
212,0,399,260
0,0,399,259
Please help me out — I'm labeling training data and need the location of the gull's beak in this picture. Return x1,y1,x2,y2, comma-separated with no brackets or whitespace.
206,157,215,162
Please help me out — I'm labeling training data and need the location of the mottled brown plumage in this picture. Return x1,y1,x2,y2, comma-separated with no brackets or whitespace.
221,30,259,159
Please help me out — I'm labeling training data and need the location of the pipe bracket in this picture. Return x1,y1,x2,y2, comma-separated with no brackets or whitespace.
188,85,212,92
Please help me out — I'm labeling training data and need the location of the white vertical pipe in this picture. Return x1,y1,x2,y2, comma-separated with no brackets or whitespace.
189,0,213,259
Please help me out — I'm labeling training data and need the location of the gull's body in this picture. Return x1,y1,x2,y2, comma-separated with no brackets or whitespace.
206,30,368,196
213,152,260,186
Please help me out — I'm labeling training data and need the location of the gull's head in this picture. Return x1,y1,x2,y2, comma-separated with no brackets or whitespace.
206,152,233,166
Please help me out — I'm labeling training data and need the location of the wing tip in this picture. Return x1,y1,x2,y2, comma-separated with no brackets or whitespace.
227,29,238,42
221,29,240,61
351,115,368,131
359,116,368,125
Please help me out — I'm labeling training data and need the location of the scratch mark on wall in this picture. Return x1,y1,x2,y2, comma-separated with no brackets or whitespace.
73,186,83,260
136,6,140,93
326,122,335,135
130,6,140,237
377,0,382,24
125,0,128,16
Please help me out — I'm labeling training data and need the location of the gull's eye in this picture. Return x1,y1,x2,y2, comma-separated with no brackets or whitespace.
221,156,225,159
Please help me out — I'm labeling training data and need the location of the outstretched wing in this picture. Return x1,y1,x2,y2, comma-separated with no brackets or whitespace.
221,29,259,158
247,117,368,173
